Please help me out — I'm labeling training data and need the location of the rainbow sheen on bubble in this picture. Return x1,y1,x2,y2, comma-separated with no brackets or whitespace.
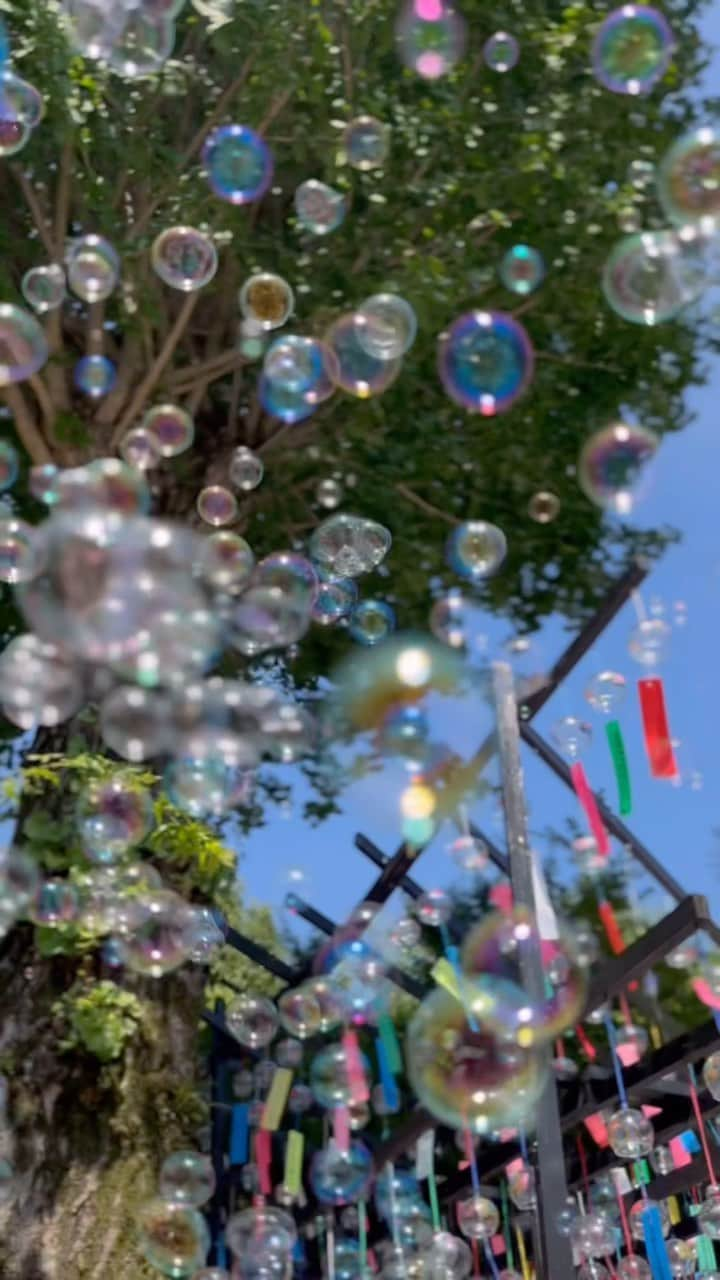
499,245,544,295
311,576,358,625
438,310,534,415
0,70,43,126
137,1199,210,1277
355,294,417,360
67,235,120,303
196,485,238,527
0,304,49,385
151,226,218,291
143,403,195,457
239,272,294,330
483,31,519,72
261,334,337,421
0,518,42,584
121,889,192,976
202,124,273,204
395,0,467,79
447,520,507,580
22,264,66,314
657,126,720,229
349,599,396,645
592,5,674,95
294,180,346,235
74,354,117,399
196,530,254,593
0,441,18,492
78,776,154,865
310,1140,373,1206
602,230,702,324
344,115,390,170
578,421,658,514
326,313,401,398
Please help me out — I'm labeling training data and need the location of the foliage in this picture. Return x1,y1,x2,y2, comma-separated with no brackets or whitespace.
53,980,144,1063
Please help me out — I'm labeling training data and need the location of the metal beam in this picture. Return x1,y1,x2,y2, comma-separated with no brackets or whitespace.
354,833,424,899
287,895,426,1001
215,916,297,984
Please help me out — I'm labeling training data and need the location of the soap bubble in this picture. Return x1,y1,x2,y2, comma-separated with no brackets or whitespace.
295,179,346,235
699,1187,720,1239
310,513,391,577
28,877,79,926
184,905,225,963
447,832,488,874
67,235,120,302
602,230,702,324
0,441,17,491
202,124,273,204
261,335,338,421
0,849,40,915
556,1198,579,1237
311,576,358,625
121,427,160,472
278,985,323,1039
326,313,402,398
106,11,175,78
121,890,192,976
311,1043,371,1109
456,1192,499,1241
421,1231,472,1278
395,0,467,79
349,599,396,645
344,115,390,170
573,1211,617,1259
152,226,218,291
630,1197,669,1241
551,715,592,760
29,463,61,505
310,1140,373,1206
143,404,195,458
74,354,117,399
592,5,674,95
428,591,473,650
704,1051,720,1099
0,71,43,126
196,530,254,593
0,110,30,155
499,245,543,295
438,311,534,415
628,616,670,666
355,294,417,360
657,126,720,230
664,1239,696,1275
607,1107,654,1158
0,634,82,728
447,520,507,581
164,755,251,818
196,485,238,527
226,1205,296,1263
585,670,627,714
578,422,658,513
483,31,519,72
22,264,66,313
78,776,154,865
159,1150,216,1208
406,988,547,1133
316,478,343,509
616,1259,652,1279
528,491,560,523
226,993,278,1048
100,686,171,761
239,272,294,330
137,1199,210,1276
0,304,49,384
0,518,42,584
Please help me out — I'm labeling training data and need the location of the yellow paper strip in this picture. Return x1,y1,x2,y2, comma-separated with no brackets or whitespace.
431,956,462,1001
650,1023,663,1051
261,1067,293,1132
284,1129,304,1197
667,1194,681,1225
515,1226,531,1280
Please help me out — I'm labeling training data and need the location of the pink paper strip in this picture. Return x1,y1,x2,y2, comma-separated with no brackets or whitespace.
693,977,720,1010
584,1113,609,1147
669,1136,692,1168
570,761,610,857
255,1129,273,1195
333,1105,351,1153
342,1028,370,1104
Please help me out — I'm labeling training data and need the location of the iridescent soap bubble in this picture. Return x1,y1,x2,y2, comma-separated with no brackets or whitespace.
226,993,278,1049
28,877,79,926
607,1107,654,1157
499,245,544,295
0,110,30,156
143,404,195,458
239,272,294,330
406,987,547,1133
602,230,701,324
78,776,154,865
422,1234,472,1279
1,70,43,126
0,634,82,729
101,686,171,761
264,334,337,402
349,599,396,645
0,441,17,491
592,5,674,95
311,576,358,625
447,520,506,580
416,886,451,927
344,115,390,170
429,591,471,648
121,890,192,977
630,1197,669,1242
396,0,467,79
107,11,175,78
28,463,60,505
0,518,42,584
228,446,263,492
137,1199,209,1277
585,670,627,714
294,179,346,235
278,985,323,1039
355,294,417,361
310,513,392,577
657,126,720,230
67,235,120,302
310,1141,373,1206
551,715,592,760
259,376,315,425
196,485,238,527
120,426,160,472
74,354,117,399
159,1150,216,1208
152,226,218,291
447,832,488,874
202,124,273,204
229,580,313,655
528,491,560,523
311,1043,371,1109
456,1192,499,1241
164,755,250,818
196,530,254,593
226,1206,296,1264
578,422,658,514
483,31,519,72
22,264,66,314
326,313,401,398
628,616,670,666
0,304,49,384
438,311,534,415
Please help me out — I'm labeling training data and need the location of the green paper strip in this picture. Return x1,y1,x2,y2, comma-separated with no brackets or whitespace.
428,1164,441,1234
632,1158,651,1185
284,1129,304,1196
378,1014,403,1075
606,719,632,816
697,1234,717,1272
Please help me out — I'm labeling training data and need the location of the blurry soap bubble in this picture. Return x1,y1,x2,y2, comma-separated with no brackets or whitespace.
416,886,451,927
628,616,670,666
22,264,66,314
120,427,161,472
152,226,218,291
67,235,120,302
29,463,60,505
229,446,264,492
311,575,358,625
261,334,337,421
0,71,43,128
28,877,79,926
349,598,396,645
316,477,343,509
354,294,417,360
456,1192,499,1240
447,831,489,874
159,1150,215,1207
202,124,273,204
106,11,176,78
78,775,154,865
0,304,49,384
310,513,391,577
395,0,467,79
0,518,43,584
447,520,507,580
196,530,254,593
196,485,238,527
438,311,534,414
136,1199,209,1276
164,754,251,818
0,112,30,157
592,5,674,95
239,272,294,330
121,889,192,976
585,670,627,714
602,230,703,324
100,686,171,761
483,31,519,72
143,404,195,458
578,422,658,514
344,115,390,170
551,715,592,761
310,1140,373,1206
294,179,346,235
657,126,720,230
0,634,82,728
226,993,279,1049
74,354,117,399
499,245,544,295
0,441,18,491
528,490,560,523
326,313,402,398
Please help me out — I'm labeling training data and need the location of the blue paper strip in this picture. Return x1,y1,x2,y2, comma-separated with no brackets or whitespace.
642,1203,673,1280
230,1101,249,1165
376,1035,400,1112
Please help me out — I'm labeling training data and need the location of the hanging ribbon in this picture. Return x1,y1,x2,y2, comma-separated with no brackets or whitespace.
283,1130,304,1197
606,719,632,815
688,1063,717,1184
642,1202,673,1280
638,678,678,780
570,761,610,856
597,899,626,955
375,1035,400,1113
342,1028,369,1104
255,1128,273,1195
230,1102,249,1166
333,1105,351,1154
261,1067,292,1131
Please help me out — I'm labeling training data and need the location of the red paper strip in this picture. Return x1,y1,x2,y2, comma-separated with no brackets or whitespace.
597,899,625,955
574,1024,597,1061
489,883,513,913
584,1113,609,1147
570,761,610,857
255,1129,273,1195
638,677,678,780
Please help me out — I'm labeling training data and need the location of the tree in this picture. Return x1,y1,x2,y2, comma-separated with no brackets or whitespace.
0,0,714,1273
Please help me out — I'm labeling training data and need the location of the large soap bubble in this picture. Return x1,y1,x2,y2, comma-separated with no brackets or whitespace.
438,311,534,414
137,1198,210,1276
0,304,49,384
657,126,720,230
602,230,703,324
152,226,218,291
67,235,120,303
592,5,674,95
202,124,273,204
578,422,658,513
395,0,467,79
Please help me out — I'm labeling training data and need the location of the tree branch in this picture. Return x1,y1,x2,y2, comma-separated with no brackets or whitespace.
9,167,55,259
53,139,73,259
394,482,458,525
28,375,56,444
170,350,245,391
2,386,53,465
257,87,293,136
110,294,200,446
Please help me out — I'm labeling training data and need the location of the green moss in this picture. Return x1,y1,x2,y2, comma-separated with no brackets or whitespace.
54,982,145,1064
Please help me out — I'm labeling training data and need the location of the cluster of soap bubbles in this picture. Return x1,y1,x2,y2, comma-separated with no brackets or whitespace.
137,1149,214,1274
62,0,184,77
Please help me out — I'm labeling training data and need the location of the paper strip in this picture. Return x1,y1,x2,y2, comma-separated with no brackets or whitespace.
284,1130,304,1197
378,1014,403,1075
606,718,632,814
570,761,610,856
342,1028,370,1104
638,677,678,780
261,1067,293,1132
230,1102,249,1166
255,1128,273,1195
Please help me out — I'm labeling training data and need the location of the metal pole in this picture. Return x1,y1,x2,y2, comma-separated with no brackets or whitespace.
493,661,574,1280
